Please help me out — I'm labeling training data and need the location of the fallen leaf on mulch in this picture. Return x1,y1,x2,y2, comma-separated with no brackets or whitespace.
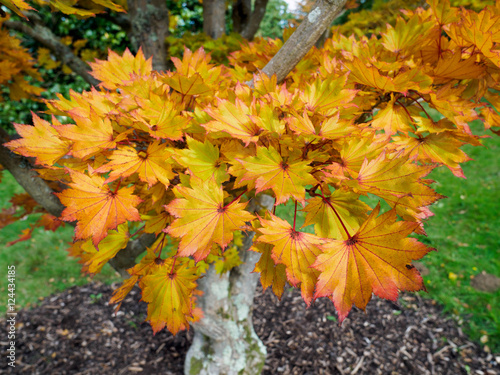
1,282,498,375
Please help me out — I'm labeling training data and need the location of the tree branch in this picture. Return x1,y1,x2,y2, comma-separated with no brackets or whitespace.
258,0,347,84
3,18,99,86
108,233,157,277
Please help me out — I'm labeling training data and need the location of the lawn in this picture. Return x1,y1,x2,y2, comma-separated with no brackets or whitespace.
1,119,498,352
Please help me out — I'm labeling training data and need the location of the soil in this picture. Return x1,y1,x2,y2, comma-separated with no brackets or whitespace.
1,282,499,375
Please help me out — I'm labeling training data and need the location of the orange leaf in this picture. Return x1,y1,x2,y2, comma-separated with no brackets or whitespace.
393,132,471,178
96,141,174,187
313,205,431,322
347,152,443,217
257,213,324,305
57,170,142,245
302,190,370,240
166,178,254,261
140,259,199,335
90,48,152,90
165,73,212,97
56,111,128,159
80,224,130,274
239,147,316,205
6,114,70,166
251,242,287,299
203,99,261,145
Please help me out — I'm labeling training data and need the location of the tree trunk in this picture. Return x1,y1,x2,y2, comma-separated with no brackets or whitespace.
232,0,269,41
203,0,227,39
184,195,274,375
127,0,169,71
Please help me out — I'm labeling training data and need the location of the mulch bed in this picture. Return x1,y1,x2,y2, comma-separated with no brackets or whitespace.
1,282,498,375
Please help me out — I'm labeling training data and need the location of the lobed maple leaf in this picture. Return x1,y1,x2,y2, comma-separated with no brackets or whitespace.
79,224,130,274
238,147,316,205
252,242,287,299
95,141,175,187
56,110,129,159
57,169,142,245
174,137,229,184
89,48,152,90
313,205,432,322
203,99,261,145
140,259,200,335
166,178,254,261
392,132,471,178
256,213,324,305
302,190,370,240
346,152,443,218
6,114,70,166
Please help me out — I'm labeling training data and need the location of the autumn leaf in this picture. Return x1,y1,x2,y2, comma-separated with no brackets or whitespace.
56,110,128,159
166,178,254,261
57,169,142,245
299,75,357,115
174,137,229,183
132,99,189,141
6,114,70,166
79,224,130,274
90,48,152,90
165,72,212,97
203,99,261,145
96,141,175,187
313,205,432,322
347,152,443,217
370,95,415,136
393,132,471,178
140,259,199,334
302,190,370,240
1,0,34,19
239,147,316,205
257,213,324,305
252,242,287,299
288,111,356,140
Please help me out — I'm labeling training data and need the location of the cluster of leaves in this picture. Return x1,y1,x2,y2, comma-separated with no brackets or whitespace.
0,0,129,127
337,0,496,37
5,0,500,335
0,17,43,102
167,32,245,65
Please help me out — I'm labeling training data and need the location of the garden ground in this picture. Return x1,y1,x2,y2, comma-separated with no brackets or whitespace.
1,281,498,374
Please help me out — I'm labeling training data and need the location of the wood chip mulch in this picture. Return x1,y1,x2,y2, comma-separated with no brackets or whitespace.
1,282,499,375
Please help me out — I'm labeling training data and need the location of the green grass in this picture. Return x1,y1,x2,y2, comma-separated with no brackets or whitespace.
416,123,500,353
0,171,120,315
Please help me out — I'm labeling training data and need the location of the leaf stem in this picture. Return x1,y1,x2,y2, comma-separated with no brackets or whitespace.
129,225,145,239
113,178,122,194
293,200,298,231
395,99,418,132
321,192,351,239
224,188,248,208
407,94,433,121
170,256,177,275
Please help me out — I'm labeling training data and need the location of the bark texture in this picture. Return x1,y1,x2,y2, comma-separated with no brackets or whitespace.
184,195,274,375
127,0,169,71
232,0,269,40
203,0,226,39
260,0,347,84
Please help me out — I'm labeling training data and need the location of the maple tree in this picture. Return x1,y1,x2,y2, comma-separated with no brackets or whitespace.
1,0,500,374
